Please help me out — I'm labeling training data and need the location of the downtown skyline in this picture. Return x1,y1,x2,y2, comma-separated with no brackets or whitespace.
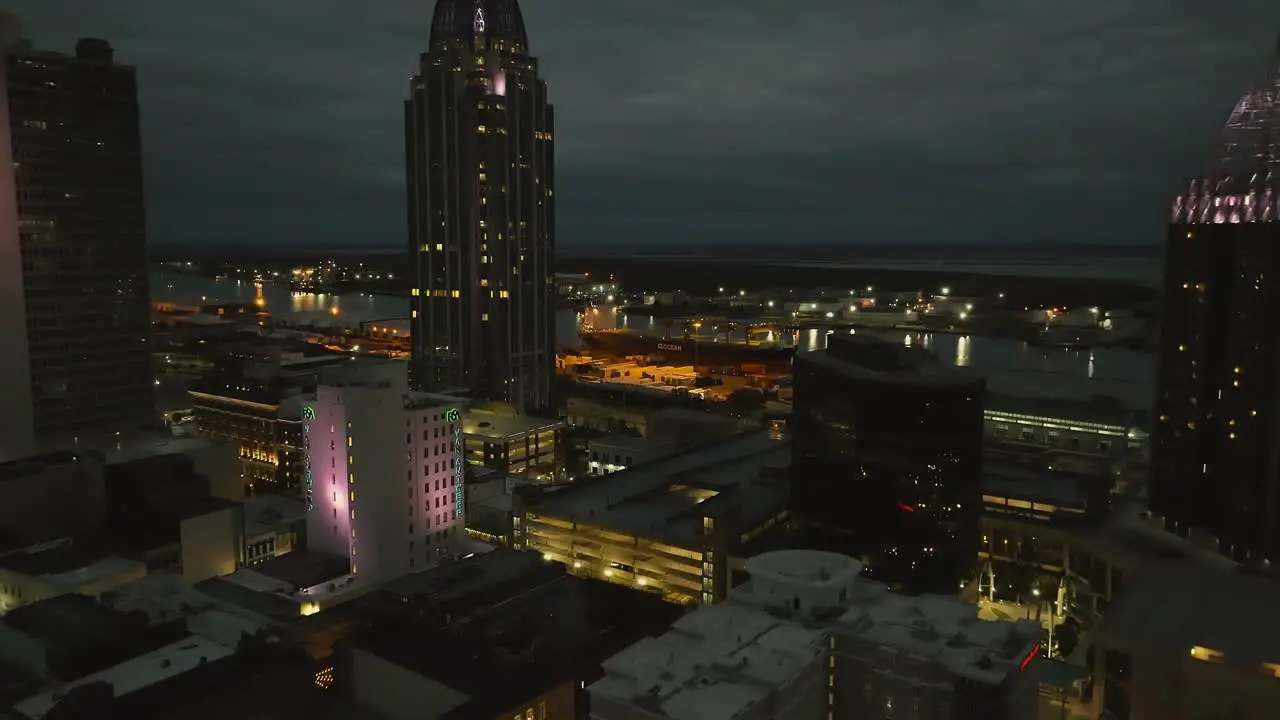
9,1,1280,249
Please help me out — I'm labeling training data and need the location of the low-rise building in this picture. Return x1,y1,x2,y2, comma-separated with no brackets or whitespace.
0,582,324,720
516,432,790,605
590,550,1043,720
188,345,348,497
0,540,146,615
242,494,308,566
332,549,683,720
587,435,654,476
984,393,1147,460
463,408,564,480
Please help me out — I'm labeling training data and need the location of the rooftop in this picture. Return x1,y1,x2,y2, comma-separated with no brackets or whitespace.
0,539,143,589
13,635,235,720
194,578,303,624
528,432,790,547
981,461,1097,511
1,595,141,656
354,555,682,719
591,552,1039,720
377,548,543,607
985,391,1145,431
102,435,222,467
798,335,983,390
243,494,309,539
246,549,350,590
1098,563,1280,665
0,452,83,484
463,408,562,439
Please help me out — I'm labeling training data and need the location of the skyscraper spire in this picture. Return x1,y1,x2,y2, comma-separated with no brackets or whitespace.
429,0,527,51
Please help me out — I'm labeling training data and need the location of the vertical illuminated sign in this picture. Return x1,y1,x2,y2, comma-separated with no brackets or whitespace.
302,406,316,512
447,408,464,518
473,4,485,34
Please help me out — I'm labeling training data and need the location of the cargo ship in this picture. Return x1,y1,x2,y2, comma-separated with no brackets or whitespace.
578,330,794,372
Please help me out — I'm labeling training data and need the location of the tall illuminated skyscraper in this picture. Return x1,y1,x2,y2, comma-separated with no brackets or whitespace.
405,0,556,416
1152,35,1280,565
0,21,153,461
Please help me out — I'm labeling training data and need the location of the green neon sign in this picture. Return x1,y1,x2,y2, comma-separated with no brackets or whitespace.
302,406,316,421
445,408,460,423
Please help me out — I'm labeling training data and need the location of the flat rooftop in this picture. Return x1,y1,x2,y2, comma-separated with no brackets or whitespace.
2,594,141,656
13,635,235,720
986,391,1144,430
246,549,349,590
102,435,221,466
0,452,83,483
356,559,682,719
243,494,309,538
797,339,982,389
1099,563,1280,665
529,432,790,547
981,461,1094,509
0,540,143,589
463,409,562,439
377,548,545,607
592,567,1037,720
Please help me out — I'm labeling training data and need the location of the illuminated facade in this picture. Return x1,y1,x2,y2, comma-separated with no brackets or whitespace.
303,368,465,583
1,33,153,458
1152,35,1280,565
516,433,791,606
791,334,986,594
405,0,556,416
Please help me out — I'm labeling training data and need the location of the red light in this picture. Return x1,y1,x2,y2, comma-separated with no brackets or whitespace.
898,503,914,513
1020,644,1041,671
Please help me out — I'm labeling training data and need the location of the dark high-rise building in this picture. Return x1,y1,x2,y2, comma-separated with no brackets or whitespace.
1152,35,1280,565
0,21,153,461
791,334,985,594
405,0,556,416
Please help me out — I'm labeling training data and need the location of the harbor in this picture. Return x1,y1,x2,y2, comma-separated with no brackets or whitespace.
150,270,1155,411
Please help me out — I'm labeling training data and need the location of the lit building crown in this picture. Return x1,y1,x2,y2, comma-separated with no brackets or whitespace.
1212,33,1280,178
1173,33,1280,223
429,0,528,49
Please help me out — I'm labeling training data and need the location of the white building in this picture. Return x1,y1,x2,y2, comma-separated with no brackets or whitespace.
304,363,467,584
589,550,1042,720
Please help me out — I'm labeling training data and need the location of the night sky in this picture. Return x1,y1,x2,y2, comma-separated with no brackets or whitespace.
10,1,1280,249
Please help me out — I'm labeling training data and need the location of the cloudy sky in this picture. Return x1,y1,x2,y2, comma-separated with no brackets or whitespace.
9,1,1280,249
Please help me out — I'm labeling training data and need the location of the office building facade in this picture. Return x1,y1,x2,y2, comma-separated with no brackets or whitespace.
1152,35,1280,565
792,334,986,594
0,26,152,461
405,0,556,416
304,364,466,583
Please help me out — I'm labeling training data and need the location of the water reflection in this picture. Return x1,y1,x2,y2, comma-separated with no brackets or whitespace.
151,271,1156,410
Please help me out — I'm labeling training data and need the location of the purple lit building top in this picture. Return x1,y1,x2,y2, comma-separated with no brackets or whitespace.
1173,35,1280,224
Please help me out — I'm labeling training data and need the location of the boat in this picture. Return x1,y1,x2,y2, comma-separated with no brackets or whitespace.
578,329,794,371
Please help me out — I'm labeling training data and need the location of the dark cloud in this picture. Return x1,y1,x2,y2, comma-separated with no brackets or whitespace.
9,1,1280,247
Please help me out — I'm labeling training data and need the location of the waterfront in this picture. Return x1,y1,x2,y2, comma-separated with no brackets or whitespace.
151,270,1155,411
